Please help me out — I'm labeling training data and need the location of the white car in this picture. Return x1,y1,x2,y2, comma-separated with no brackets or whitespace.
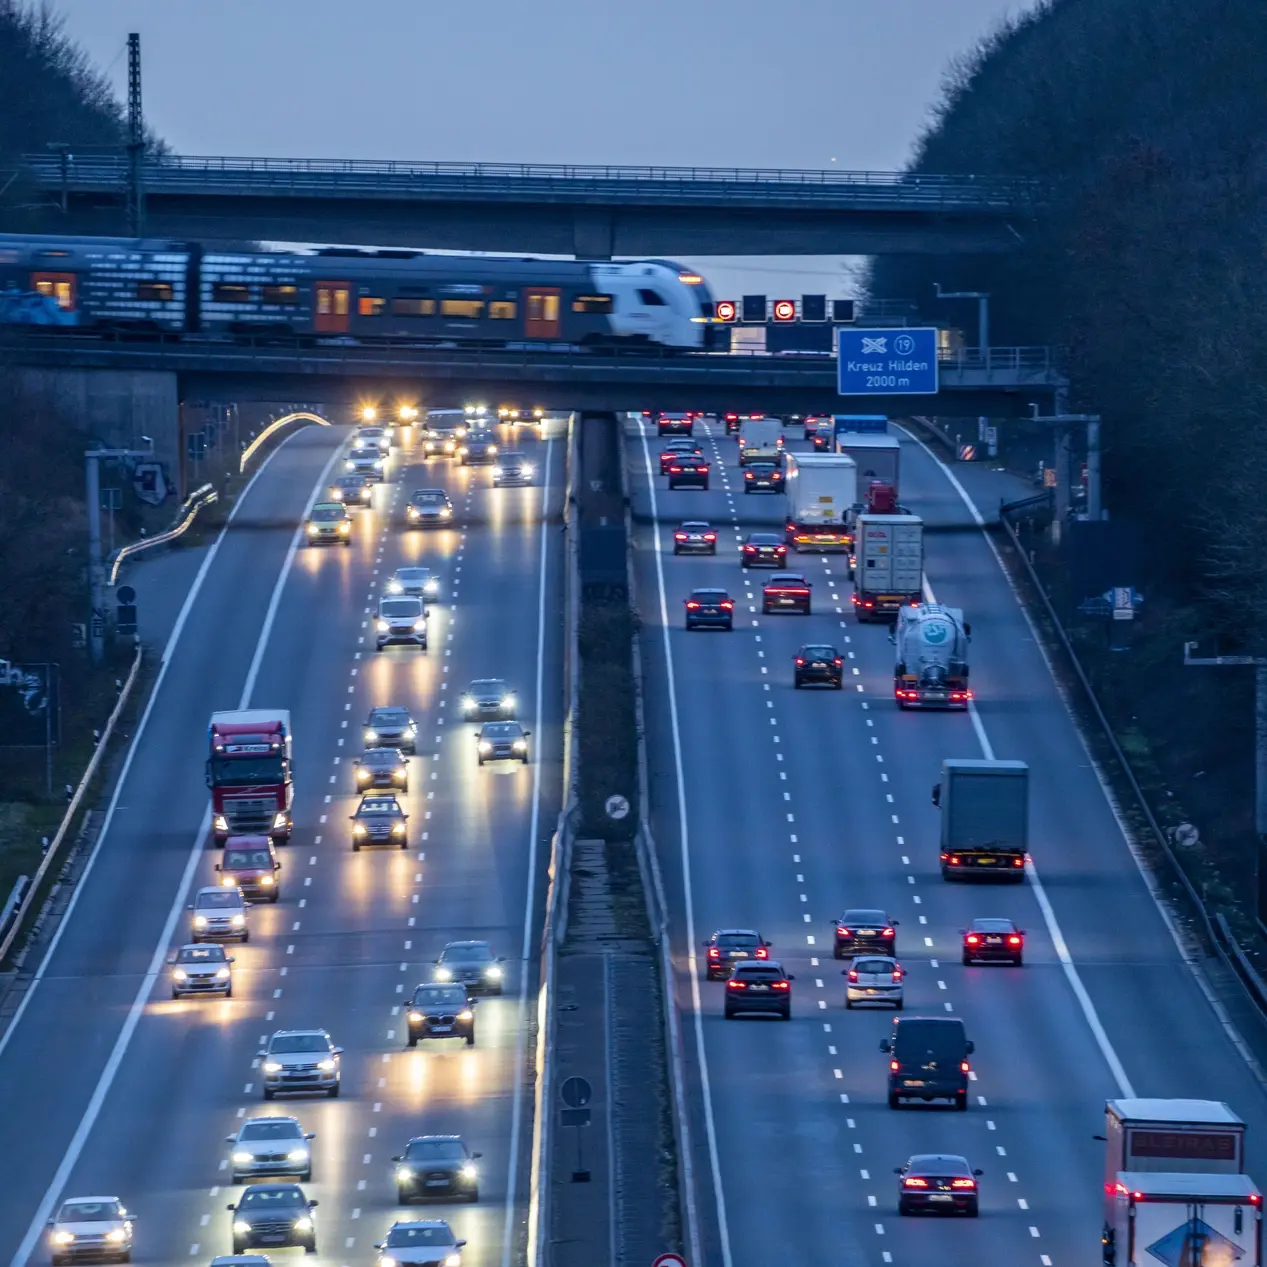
356,425,391,451
375,597,428,652
843,955,906,1009
347,447,386,483
47,1197,135,1265
387,567,439,600
170,943,234,998
405,489,455,527
189,886,249,943
259,1029,343,1099
227,1115,315,1182
492,452,533,487
374,1219,466,1266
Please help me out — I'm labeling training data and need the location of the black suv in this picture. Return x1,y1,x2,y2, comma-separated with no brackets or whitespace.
404,982,477,1047
723,960,794,1020
392,1135,483,1203
226,1183,318,1255
832,909,898,958
794,645,844,689
685,589,734,630
741,532,787,568
881,1016,974,1110
667,455,710,490
703,929,770,980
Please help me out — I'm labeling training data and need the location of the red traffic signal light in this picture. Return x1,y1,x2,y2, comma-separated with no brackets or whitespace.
715,300,737,322
772,299,796,322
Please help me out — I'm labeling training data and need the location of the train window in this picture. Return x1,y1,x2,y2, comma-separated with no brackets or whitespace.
488,301,517,320
263,285,299,306
391,298,436,317
526,292,560,323
136,281,174,302
573,294,614,314
440,299,484,318
637,288,668,306
32,273,75,309
358,296,385,316
213,283,252,303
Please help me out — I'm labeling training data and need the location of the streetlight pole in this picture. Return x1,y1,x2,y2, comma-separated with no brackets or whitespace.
1183,642,1267,936
1028,403,1103,542
933,282,990,356
85,440,153,664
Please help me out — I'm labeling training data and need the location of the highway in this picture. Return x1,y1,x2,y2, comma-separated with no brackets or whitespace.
630,416,1267,1266
0,419,562,1267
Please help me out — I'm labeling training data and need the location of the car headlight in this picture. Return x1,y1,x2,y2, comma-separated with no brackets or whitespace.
440,507,452,517
407,1010,422,1022
479,741,492,753
231,913,245,927
233,1220,251,1235
492,467,503,477
512,739,527,751
317,1058,336,1072
331,489,344,500
435,967,453,981
193,915,208,928
486,965,503,979
105,1229,128,1245
274,811,288,829
50,1231,74,1246
503,693,517,708
357,768,370,781
259,874,274,886
424,579,438,593
376,619,389,632
413,620,427,633
457,446,467,456
521,463,534,476
444,1254,461,1266
407,505,419,517
405,724,418,736
381,1257,399,1267
287,1148,309,1162
365,729,378,743
172,968,188,981
488,444,498,455
215,966,231,979
214,815,227,831
460,1163,478,1180
221,874,236,887
232,1150,253,1164
338,521,350,533
387,580,402,593
263,1060,283,1073
353,824,367,836
392,823,405,835
460,695,474,709
534,408,544,418
344,459,355,470
458,1009,473,1022
373,458,384,468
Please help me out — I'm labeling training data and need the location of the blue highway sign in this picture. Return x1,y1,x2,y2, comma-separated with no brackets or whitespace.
837,327,939,396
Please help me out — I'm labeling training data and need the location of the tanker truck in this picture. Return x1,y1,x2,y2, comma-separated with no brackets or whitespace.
892,604,972,708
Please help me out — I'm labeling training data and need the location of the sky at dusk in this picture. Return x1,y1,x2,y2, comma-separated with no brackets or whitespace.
52,0,1035,298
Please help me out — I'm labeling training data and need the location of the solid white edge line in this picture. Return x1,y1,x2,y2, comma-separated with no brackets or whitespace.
502,433,553,1267
0,429,302,1063
9,430,347,1267
636,420,735,1267
914,443,1135,1098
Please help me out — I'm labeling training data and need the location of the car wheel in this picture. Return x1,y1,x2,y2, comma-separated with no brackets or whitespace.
465,1033,476,1047
965,1200,979,1218
225,985,234,999
353,840,361,851
955,1091,968,1111
270,892,279,903
263,1088,275,1100
898,1200,912,1217
232,1243,245,1256
301,1169,312,1182
231,1173,243,1185
702,482,709,491
1014,955,1024,966
834,680,843,690
241,930,250,943
794,678,802,689
522,754,529,764
399,841,407,850
477,756,485,766
396,1188,411,1204
328,1083,340,1098
407,1035,417,1048
844,999,853,1009
305,1239,317,1254
780,1007,791,1020
723,1008,735,1019
888,1092,902,1109
961,953,971,965
171,988,180,1000
832,946,844,960
468,1188,480,1203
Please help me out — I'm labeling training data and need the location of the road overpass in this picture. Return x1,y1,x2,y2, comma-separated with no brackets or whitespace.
23,153,1039,256
0,332,1063,415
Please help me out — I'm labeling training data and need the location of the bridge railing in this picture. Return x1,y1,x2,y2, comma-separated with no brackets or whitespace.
21,154,1041,208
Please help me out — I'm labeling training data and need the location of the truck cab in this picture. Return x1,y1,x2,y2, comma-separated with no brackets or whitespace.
207,710,294,845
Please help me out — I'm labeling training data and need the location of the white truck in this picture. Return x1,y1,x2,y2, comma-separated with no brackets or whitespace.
737,416,783,466
836,433,901,493
892,603,971,708
783,453,856,552
851,513,923,621
1100,1100,1256,1266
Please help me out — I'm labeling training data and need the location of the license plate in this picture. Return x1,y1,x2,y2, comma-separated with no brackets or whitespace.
730,951,748,958
811,662,827,668
929,1194,953,1202
425,1179,449,1187
432,1025,452,1033
261,1234,286,1243
858,930,876,936
985,937,1002,944
925,691,946,699
749,984,769,991
903,1079,925,1087
977,857,996,865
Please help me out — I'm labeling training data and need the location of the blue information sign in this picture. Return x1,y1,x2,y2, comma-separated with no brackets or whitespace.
836,327,939,396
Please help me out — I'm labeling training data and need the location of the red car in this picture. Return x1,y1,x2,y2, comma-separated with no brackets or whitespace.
961,918,1025,965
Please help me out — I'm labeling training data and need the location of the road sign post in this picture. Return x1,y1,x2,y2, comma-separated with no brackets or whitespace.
836,328,939,396
559,1075,593,1182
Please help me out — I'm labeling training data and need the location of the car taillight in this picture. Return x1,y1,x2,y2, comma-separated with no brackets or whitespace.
720,601,734,610
903,1177,929,1188
771,980,789,990
965,935,980,945
890,1059,899,1071
686,602,700,609
669,466,681,473
755,946,768,958
834,658,843,666
642,411,652,417
704,533,716,541
960,1060,971,1073
882,927,894,937
864,601,874,608
674,533,687,540
744,546,756,552
727,980,746,990
837,928,850,938
795,658,805,666
1013,857,1024,867
1008,935,1023,945
708,948,720,958
847,969,859,982
892,971,903,983
950,856,961,866
951,1178,976,1190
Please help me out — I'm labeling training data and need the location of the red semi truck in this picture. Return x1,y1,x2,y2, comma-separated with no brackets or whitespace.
207,710,293,845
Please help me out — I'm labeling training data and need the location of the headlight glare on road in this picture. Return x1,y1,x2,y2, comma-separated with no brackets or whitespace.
287,1148,309,1162
232,1150,253,1165
381,1257,398,1267
263,1061,282,1073
444,1254,461,1267
233,1220,251,1234
317,1059,336,1072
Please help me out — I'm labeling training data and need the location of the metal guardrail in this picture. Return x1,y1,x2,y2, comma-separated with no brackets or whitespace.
0,646,143,965
23,154,1041,211
107,483,217,585
996,502,1267,1025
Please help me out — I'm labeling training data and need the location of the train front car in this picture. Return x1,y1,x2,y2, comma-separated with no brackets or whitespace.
590,259,720,350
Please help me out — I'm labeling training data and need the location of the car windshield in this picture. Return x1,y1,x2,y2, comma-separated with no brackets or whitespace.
802,646,837,659
57,1201,120,1222
380,600,422,619
854,958,896,974
358,798,399,815
770,574,805,585
396,569,429,583
971,919,1016,933
737,966,782,980
482,723,521,739
692,591,727,601
370,708,410,726
910,1156,969,1176
197,890,242,909
240,1120,303,1141
209,755,286,785
360,750,398,766
749,463,777,472
893,1022,967,1064
310,507,343,522
350,448,378,460
337,477,365,488
414,985,467,1007
386,1227,454,1248
414,492,447,504
177,945,227,963
240,1189,304,1208
681,522,710,531
224,849,273,868
749,534,781,545
405,1140,466,1161
501,452,526,463
470,680,505,693
270,1034,329,1053
844,910,887,925
443,944,491,963
717,933,759,948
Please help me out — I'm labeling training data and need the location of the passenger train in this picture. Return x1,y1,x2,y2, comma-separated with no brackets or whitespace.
0,234,724,350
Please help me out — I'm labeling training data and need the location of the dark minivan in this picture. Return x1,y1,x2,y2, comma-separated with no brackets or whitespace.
880,1016,974,1110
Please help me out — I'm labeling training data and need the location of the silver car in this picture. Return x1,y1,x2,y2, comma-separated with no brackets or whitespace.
387,567,439,600
374,1220,466,1267
459,679,516,720
405,489,455,527
843,955,906,1009
259,1030,343,1100
170,943,234,998
376,597,427,651
227,1116,315,1182
347,447,386,483
190,885,249,943
46,1197,135,1265
492,451,533,487
356,425,391,451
